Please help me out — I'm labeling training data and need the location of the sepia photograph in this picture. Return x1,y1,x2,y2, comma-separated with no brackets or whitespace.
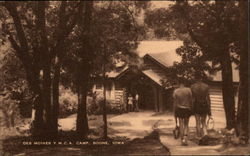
0,0,249,155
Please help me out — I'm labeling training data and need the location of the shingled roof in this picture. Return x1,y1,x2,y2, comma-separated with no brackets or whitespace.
144,52,239,83
137,40,239,83
115,40,239,83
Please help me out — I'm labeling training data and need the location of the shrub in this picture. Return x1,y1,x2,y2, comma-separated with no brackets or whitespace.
87,97,99,115
87,96,121,115
59,86,78,118
2,80,33,118
0,93,21,128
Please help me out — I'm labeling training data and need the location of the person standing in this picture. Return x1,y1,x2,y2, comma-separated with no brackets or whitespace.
134,93,139,112
173,80,193,146
128,94,133,112
191,75,212,138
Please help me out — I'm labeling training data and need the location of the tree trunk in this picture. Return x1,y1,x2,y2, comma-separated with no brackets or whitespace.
29,71,45,137
102,74,108,139
236,0,248,143
37,1,52,137
3,2,45,137
76,60,89,138
76,82,89,138
32,92,44,137
220,49,235,130
75,1,93,139
42,63,52,136
51,56,60,137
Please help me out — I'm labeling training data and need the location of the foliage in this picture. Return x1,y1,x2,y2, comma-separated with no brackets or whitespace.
87,97,121,115
145,1,240,129
0,1,149,137
145,1,240,78
168,40,218,85
0,1,86,136
60,1,149,138
62,1,148,89
144,7,178,40
236,0,248,143
58,86,77,118
0,46,33,118
0,92,20,128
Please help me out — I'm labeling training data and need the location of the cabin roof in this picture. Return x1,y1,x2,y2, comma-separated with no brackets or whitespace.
141,69,163,86
112,40,239,83
147,52,181,67
143,52,239,83
137,41,239,83
106,66,128,78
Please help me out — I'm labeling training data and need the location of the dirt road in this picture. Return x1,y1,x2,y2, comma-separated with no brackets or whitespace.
108,111,248,155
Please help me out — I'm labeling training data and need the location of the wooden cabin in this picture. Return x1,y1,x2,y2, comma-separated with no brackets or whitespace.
91,41,239,114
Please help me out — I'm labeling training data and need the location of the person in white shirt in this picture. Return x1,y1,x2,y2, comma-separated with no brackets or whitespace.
134,93,139,112
128,94,133,112
173,80,193,146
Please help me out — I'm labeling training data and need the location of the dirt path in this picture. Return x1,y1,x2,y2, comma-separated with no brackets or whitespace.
108,111,230,155
2,112,170,156
12,111,249,155
159,129,223,155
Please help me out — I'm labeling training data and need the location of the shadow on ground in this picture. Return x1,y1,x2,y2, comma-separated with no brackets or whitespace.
1,111,249,155
1,130,170,156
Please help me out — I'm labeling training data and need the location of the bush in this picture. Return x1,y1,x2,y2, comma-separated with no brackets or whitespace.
87,96,121,115
87,97,100,115
0,93,21,128
59,87,122,117
2,80,33,118
59,86,78,118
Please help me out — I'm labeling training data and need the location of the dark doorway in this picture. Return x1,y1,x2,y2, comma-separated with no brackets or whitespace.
164,88,174,111
138,84,155,110
125,74,156,111
117,68,163,111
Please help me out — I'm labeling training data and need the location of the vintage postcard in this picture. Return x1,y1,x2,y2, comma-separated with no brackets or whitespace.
0,0,249,155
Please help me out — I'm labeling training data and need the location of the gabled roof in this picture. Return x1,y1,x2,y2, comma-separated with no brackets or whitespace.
115,67,171,89
115,40,239,83
143,51,181,71
145,52,239,83
141,69,164,87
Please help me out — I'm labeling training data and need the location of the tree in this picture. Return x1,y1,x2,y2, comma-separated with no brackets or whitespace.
0,46,27,128
76,1,93,138
0,1,84,137
170,40,217,85
145,0,240,129
63,1,148,139
92,1,147,139
236,0,248,143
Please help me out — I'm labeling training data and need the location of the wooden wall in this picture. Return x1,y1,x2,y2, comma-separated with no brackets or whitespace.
209,83,238,114
209,85,224,112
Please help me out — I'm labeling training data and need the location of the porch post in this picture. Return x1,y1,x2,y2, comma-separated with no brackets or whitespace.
152,85,159,112
158,88,163,112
